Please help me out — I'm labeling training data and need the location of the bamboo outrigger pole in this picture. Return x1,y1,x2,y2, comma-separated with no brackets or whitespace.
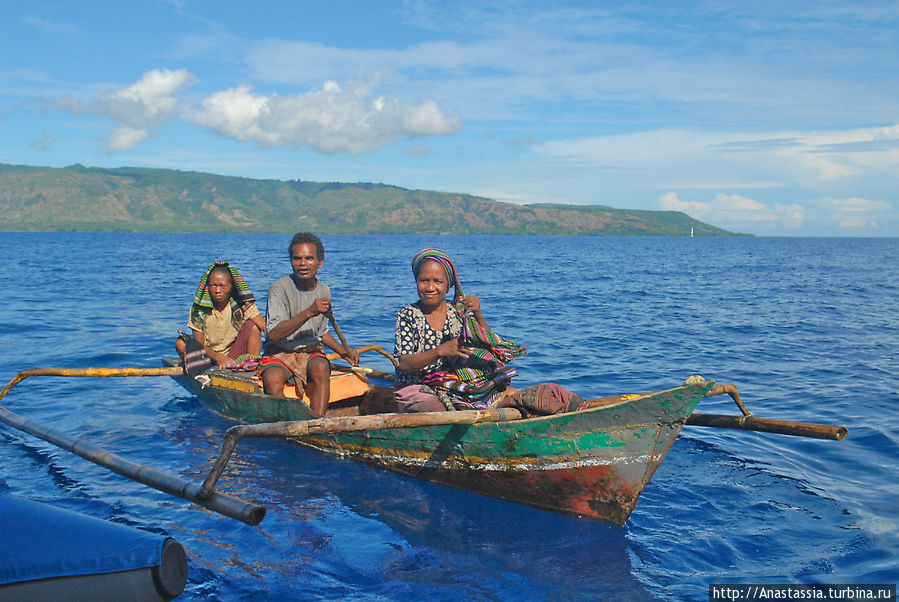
0,367,266,525
685,412,847,440
687,383,848,441
0,367,184,401
587,382,848,441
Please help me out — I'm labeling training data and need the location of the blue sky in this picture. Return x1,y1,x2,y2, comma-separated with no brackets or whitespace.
2,1,898,235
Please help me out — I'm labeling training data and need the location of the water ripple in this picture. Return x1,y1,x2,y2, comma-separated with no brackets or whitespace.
1,233,896,599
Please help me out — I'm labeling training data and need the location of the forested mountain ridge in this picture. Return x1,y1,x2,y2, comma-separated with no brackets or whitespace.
0,163,741,235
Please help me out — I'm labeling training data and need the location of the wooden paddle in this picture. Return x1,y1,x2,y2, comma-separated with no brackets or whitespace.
325,308,354,361
199,407,525,497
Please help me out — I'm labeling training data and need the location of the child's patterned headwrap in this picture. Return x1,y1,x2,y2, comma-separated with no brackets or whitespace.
190,261,256,329
411,248,464,301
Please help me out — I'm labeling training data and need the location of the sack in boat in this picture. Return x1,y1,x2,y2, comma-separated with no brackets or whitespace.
507,383,588,416
178,331,213,377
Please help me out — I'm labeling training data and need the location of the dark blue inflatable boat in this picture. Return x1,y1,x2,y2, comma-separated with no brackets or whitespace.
0,494,187,600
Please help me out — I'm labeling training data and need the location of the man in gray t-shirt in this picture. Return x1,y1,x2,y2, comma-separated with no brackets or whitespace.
259,233,359,414
265,277,331,352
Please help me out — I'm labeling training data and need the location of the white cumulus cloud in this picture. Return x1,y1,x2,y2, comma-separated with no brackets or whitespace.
107,127,151,152
58,68,193,152
54,69,461,155
187,80,461,155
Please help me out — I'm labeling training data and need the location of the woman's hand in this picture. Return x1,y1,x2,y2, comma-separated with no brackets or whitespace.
460,295,489,328
396,338,468,375
210,350,231,369
460,295,481,314
437,337,469,360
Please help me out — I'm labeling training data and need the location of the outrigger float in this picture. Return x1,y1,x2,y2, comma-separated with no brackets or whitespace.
0,344,847,528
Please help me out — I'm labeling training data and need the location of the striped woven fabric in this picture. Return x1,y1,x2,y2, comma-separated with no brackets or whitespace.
178,331,213,377
457,305,526,364
224,354,261,372
425,305,527,409
424,365,518,399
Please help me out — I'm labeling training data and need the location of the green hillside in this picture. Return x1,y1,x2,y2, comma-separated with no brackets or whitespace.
0,163,743,236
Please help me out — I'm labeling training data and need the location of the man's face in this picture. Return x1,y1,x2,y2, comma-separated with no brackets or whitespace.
290,243,323,281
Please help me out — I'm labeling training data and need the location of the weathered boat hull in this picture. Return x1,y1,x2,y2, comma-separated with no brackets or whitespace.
297,389,704,525
166,360,712,525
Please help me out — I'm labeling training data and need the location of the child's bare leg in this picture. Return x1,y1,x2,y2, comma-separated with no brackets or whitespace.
247,325,262,355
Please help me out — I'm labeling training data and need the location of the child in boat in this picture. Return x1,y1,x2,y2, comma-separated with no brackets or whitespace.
175,261,266,369
258,232,359,415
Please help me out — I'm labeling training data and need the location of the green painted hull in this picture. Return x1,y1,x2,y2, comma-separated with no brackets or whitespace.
167,360,713,525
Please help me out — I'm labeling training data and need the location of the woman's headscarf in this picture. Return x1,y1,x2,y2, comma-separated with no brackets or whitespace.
190,261,256,329
411,248,464,302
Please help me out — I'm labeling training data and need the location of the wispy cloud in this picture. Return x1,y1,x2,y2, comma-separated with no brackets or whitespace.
660,192,805,230
31,132,53,150
824,196,893,229
163,2,899,133
659,191,895,234
23,17,83,36
538,124,899,188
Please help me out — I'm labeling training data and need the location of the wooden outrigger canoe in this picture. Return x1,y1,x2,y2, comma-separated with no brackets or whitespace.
0,350,846,527
163,351,720,526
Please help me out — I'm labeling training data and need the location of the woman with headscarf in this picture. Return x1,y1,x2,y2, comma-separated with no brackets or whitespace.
175,261,266,369
393,248,526,412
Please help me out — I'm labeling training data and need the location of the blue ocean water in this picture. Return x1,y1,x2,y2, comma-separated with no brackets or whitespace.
0,232,896,600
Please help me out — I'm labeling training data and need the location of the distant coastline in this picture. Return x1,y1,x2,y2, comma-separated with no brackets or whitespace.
0,162,747,236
